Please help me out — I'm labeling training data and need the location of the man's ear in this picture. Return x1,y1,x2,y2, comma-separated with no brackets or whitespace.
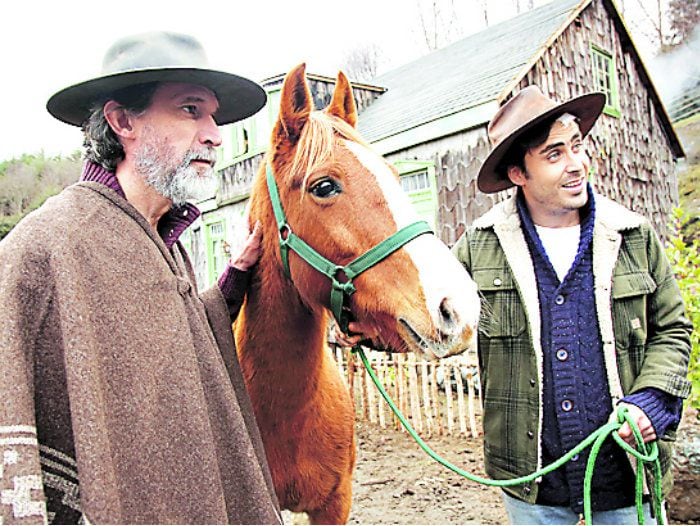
507,165,527,187
103,101,136,139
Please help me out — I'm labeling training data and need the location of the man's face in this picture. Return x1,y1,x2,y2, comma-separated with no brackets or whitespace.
131,82,223,206
508,117,590,227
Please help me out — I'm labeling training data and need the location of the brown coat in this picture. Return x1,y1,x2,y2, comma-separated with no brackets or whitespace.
0,182,281,524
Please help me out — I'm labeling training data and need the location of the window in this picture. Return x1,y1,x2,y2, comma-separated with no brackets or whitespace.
205,219,228,286
400,171,431,193
590,45,621,118
217,88,281,167
395,161,438,230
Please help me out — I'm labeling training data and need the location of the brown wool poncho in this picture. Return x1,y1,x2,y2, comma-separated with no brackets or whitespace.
0,182,281,524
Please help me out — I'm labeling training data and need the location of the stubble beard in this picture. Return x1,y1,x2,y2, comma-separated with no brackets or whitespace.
134,130,219,207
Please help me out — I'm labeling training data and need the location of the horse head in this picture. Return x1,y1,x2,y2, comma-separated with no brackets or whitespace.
249,64,480,359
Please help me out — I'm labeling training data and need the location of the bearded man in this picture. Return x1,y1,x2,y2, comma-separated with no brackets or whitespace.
0,32,282,524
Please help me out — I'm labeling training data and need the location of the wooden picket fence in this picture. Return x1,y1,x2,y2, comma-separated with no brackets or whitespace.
330,346,483,438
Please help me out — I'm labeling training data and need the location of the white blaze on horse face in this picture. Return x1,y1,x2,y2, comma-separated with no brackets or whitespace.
343,141,480,356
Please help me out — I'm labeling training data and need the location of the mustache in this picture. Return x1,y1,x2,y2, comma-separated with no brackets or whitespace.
183,148,217,165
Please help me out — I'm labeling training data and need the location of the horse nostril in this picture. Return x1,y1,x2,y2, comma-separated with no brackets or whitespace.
438,298,458,329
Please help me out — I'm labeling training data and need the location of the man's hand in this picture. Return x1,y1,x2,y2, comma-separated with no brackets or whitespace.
615,403,657,445
230,221,262,271
334,321,380,348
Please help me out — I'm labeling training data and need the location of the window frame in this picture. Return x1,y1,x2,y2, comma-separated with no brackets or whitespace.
394,160,438,231
203,215,228,287
590,44,621,118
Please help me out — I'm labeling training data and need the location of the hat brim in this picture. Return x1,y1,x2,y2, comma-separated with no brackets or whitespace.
477,92,606,194
47,67,267,127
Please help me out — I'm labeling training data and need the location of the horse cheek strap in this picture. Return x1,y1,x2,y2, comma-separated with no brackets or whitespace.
266,163,432,333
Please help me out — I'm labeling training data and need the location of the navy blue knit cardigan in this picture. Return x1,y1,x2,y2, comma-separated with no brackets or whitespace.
516,187,680,512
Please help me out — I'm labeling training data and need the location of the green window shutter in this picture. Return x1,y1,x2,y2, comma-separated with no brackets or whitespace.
394,161,438,230
216,123,247,166
204,217,228,286
590,44,621,118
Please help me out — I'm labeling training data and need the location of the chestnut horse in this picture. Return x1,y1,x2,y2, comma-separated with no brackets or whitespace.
235,64,481,524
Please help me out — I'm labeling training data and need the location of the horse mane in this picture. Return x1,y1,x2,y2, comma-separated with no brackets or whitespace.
287,111,369,193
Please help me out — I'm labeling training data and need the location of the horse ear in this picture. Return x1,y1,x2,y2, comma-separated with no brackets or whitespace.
326,71,357,128
276,63,313,144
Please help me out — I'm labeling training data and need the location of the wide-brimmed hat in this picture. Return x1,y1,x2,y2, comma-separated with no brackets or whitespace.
47,31,266,127
477,86,606,193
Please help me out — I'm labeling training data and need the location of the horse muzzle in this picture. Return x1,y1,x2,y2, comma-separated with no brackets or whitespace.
398,297,478,359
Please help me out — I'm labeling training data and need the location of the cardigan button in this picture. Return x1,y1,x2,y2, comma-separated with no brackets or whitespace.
523,485,531,495
527,430,534,439
530,378,536,387
493,277,503,286
556,348,568,361
555,294,565,305
561,399,573,412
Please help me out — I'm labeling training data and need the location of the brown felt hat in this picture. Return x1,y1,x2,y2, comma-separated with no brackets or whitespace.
47,31,266,127
477,86,606,194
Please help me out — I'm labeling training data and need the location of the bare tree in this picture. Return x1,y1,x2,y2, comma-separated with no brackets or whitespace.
415,0,465,51
340,44,381,82
478,0,489,26
626,0,699,52
667,0,700,47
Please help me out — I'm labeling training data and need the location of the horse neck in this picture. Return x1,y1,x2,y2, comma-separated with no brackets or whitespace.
236,257,329,414
236,169,330,408
243,256,328,360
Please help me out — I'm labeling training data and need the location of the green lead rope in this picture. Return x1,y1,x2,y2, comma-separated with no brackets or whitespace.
353,347,665,526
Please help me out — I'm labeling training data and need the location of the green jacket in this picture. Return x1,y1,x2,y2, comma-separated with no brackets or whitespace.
452,191,692,503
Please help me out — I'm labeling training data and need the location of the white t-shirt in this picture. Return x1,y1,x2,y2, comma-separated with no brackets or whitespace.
534,224,581,282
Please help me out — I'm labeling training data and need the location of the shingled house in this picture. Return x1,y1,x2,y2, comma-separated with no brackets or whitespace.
186,0,683,289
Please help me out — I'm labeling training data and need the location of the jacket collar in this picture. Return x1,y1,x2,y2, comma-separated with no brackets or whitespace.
472,186,644,233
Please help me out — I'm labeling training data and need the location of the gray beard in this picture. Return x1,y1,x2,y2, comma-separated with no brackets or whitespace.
135,139,218,207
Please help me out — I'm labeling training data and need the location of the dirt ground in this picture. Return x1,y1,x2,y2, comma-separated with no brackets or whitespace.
347,409,700,525
348,422,508,524
282,405,699,524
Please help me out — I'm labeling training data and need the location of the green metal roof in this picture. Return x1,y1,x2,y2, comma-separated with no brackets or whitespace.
357,0,583,144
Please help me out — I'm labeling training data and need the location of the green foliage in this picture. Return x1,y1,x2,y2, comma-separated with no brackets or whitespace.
666,209,700,410
0,152,81,240
677,163,700,243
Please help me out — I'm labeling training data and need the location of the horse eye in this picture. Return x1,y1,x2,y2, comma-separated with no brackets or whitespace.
309,178,342,198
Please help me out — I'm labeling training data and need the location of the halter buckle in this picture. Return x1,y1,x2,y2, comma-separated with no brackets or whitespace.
279,224,293,246
331,266,356,295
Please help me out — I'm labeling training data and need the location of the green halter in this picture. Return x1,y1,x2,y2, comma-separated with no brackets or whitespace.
265,164,433,333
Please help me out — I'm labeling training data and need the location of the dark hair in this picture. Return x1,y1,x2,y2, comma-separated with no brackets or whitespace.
497,113,583,180
496,117,554,177
82,82,160,171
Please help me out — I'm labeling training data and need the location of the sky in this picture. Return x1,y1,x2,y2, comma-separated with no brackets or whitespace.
1,0,663,162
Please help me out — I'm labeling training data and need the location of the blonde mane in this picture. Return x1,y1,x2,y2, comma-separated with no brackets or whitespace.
288,111,369,192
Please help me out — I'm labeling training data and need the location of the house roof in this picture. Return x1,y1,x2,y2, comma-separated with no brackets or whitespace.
357,0,584,144
357,0,683,158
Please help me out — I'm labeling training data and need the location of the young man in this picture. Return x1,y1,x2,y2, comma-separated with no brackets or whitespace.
452,86,692,524
0,32,282,524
